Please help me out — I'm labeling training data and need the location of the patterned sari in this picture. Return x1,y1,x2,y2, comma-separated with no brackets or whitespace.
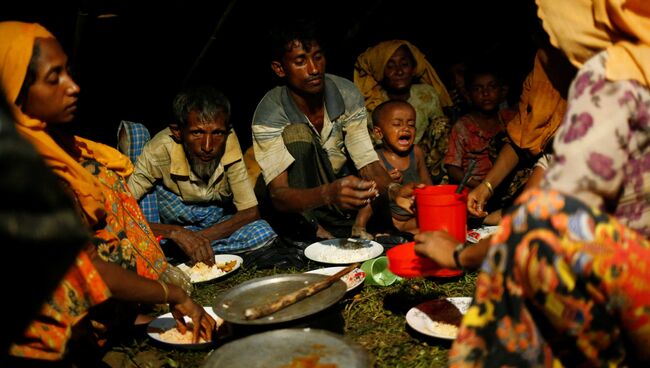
83,158,167,279
450,189,650,366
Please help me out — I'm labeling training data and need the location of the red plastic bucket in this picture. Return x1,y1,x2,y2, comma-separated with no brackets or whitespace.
414,185,467,243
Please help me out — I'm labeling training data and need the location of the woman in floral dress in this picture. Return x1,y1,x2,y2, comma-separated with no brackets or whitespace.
407,0,650,366
445,0,650,366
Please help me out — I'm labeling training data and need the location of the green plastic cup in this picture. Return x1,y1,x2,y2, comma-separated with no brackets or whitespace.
361,256,401,286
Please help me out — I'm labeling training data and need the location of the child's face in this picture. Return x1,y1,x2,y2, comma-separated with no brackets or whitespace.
468,74,503,113
374,104,416,154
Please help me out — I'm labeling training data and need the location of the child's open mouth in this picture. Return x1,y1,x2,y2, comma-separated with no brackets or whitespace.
398,133,412,145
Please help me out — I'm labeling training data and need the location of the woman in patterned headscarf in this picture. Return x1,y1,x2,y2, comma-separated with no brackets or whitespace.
416,0,650,366
354,40,452,183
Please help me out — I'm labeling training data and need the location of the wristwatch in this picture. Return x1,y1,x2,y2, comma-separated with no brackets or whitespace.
453,242,467,272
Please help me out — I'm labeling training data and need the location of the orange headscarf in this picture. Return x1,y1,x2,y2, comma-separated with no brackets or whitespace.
506,49,568,156
0,21,133,226
354,40,452,112
537,0,650,87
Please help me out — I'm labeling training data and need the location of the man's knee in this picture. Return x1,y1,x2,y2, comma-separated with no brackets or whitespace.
281,123,313,144
282,124,318,157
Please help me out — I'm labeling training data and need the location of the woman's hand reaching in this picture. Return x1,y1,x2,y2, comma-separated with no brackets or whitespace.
467,183,491,218
170,292,217,344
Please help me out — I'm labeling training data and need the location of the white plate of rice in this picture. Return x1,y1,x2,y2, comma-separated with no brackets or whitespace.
177,254,243,283
304,238,384,264
405,297,472,340
147,306,224,349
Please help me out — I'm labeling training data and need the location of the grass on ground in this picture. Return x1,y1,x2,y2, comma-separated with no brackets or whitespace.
104,266,476,368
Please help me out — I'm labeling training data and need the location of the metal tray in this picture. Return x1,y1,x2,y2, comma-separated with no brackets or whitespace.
213,273,347,325
202,328,370,367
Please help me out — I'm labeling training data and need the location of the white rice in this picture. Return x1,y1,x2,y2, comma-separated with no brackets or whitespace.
185,262,226,282
314,245,376,263
159,326,207,344
430,321,459,338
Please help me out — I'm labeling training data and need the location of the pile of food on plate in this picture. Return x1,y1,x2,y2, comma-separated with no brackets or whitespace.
185,259,238,282
423,299,463,337
159,323,208,344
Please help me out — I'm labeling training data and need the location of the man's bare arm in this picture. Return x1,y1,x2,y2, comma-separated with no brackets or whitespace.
358,161,391,194
198,206,260,241
268,170,378,213
149,223,214,265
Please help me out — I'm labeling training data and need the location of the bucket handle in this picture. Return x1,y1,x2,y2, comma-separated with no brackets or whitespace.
455,159,476,194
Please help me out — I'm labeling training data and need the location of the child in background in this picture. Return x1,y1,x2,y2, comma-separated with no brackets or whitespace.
444,66,515,189
352,100,433,239
445,60,471,124
354,40,452,184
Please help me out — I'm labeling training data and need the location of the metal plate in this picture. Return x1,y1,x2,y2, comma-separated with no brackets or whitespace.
202,328,370,368
305,266,365,292
213,273,347,325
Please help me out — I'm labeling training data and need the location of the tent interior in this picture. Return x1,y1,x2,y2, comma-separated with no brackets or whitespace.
2,0,539,150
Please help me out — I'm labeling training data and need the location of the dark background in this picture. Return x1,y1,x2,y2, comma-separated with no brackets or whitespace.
2,0,540,151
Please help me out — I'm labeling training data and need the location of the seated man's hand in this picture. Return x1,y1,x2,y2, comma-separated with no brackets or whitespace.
413,230,457,269
467,184,490,218
168,226,215,265
326,175,378,210
388,169,403,183
391,182,425,214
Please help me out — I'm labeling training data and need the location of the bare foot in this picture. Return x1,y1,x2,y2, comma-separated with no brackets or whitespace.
316,224,335,239
351,226,373,240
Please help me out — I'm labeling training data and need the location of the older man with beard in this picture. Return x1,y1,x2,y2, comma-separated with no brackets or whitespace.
128,86,276,265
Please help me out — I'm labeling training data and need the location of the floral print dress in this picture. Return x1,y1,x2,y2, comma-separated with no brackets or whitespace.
449,51,650,367
444,112,510,182
9,251,110,360
544,51,650,238
82,158,167,280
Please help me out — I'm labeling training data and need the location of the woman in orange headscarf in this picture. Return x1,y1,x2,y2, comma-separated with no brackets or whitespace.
3,22,166,281
354,40,453,183
465,38,575,224
0,21,215,363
